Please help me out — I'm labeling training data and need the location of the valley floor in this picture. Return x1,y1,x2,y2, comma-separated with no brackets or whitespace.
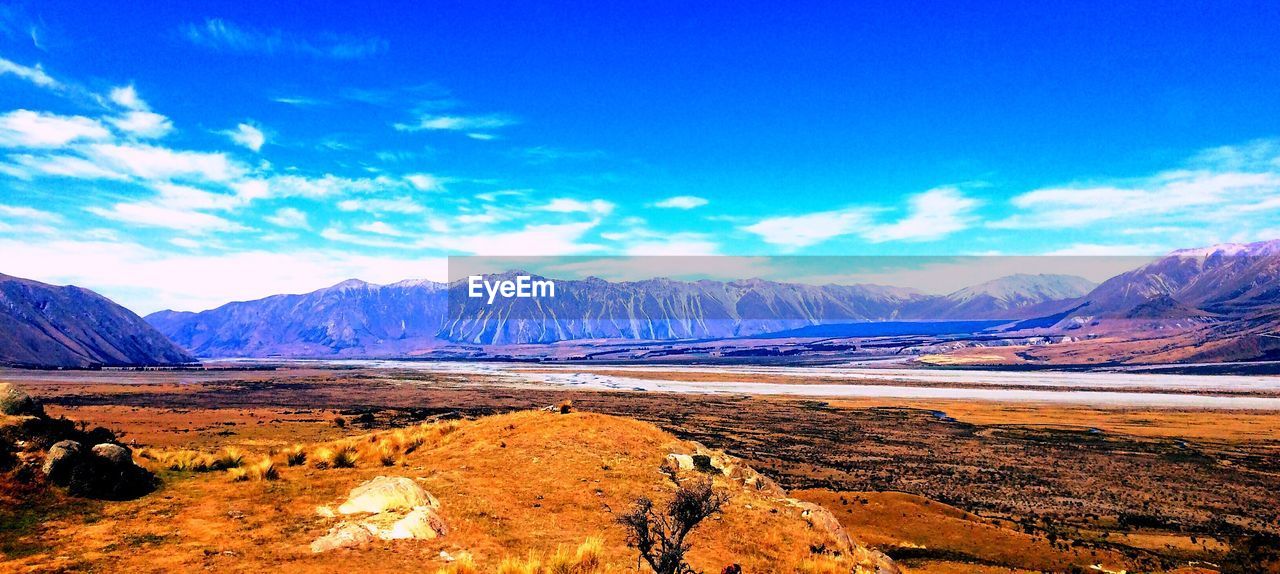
4,364,1280,573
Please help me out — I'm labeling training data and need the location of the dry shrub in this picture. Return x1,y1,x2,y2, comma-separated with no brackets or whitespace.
247,457,278,481
332,444,359,468
147,449,215,472
227,467,248,482
213,447,245,470
284,445,307,466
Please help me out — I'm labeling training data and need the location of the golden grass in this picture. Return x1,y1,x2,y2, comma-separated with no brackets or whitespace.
496,538,606,574
284,444,307,466
15,411,888,573
433,553,477,574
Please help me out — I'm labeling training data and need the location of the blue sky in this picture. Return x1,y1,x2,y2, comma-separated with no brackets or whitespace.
1,1,1279,313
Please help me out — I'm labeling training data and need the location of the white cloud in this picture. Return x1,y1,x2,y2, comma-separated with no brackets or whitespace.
223,122,266,152
538,198,615,215
182,18,387,60
405,173,444,191
743,187,978,247
2,153,128,180
109,110,174,138
86,202,244,233
0,110,110,147
742,207,873,248
653,195,708,209
862,187,979,242
394,114,514,133
357,221,407,236
264,207,309,229
108,85,146,110
420,221,602,256
0,203,60,221
337,196,425,214
0,56,59,89
85,143,243,182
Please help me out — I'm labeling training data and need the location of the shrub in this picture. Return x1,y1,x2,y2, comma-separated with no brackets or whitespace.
311,447,336,469
284,445,307,466
248,457,278,481
213,447,244,470
331,444,359,468
618,478,728,574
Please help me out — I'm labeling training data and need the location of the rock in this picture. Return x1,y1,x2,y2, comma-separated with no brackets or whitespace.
64,441,155,500
383,505,448,540
91,443,132,466
338,476,438,515
310,522,376,553
0,383,41,416
691,454,720,473
41,440,83,484
664,453,695,471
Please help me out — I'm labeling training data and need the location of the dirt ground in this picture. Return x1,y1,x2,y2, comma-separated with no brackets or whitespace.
5,365,1280,573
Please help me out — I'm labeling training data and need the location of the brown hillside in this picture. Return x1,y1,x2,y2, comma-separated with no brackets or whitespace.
9,410,895,573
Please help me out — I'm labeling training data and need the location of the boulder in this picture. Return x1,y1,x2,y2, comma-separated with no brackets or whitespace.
384,505,448,540
91,443,132,466
310,522,376,553
664,453,695,472
0,383,42,416
338,476,438,515
42,439,83,484
64,442,155,500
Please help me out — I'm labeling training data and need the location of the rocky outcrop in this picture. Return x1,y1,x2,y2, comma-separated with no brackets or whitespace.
40,439,156,499
311,476,447,553
667,443,899,574
1,383,43,416
41,439,82,482
337,475,439,515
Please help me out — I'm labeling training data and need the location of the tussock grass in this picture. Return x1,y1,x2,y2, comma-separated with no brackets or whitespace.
213,447,244,470
433,552,477,574
283,445,307,466
496,539,606,574
247,457,278,481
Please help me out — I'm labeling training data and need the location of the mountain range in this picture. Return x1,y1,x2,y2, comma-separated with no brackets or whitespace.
5,239,1280,366
0,273,194,368
139,272,1096,357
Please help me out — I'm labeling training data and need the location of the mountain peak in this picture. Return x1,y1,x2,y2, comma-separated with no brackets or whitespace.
1169,239,1280,258
328,278,372,290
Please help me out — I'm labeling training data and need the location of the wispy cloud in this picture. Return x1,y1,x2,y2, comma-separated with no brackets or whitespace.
862,187,979,242
222,122,266,152
264,207,309,229
0,110,110,147
105,85,174,138
394,114,515,133
538,198,615,215
337,196,425,214
652,195,708,209
993,145,1280,231
181,18,387,60
743,187,980,247
0,55,60,89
